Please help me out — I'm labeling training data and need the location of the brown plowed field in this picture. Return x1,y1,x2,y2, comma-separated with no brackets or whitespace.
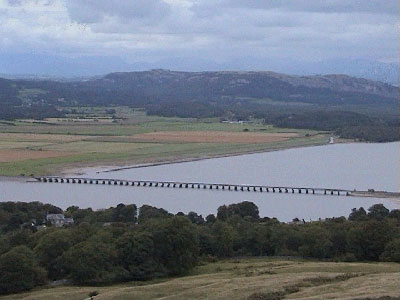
0,149,72,162
133,131,299,144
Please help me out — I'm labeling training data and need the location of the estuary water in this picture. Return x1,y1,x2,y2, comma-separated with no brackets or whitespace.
1,142,399,222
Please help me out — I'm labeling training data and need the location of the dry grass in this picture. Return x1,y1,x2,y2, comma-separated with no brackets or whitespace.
1,259,398,300
133,131,299,144
41,141,156,153
0,133,88,143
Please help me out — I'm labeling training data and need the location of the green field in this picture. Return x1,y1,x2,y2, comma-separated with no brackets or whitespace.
0,108,331,176
0,258,398,300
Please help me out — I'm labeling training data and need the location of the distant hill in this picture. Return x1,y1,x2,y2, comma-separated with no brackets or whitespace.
79,69,399,106
1,53,398,85
1,69,398,107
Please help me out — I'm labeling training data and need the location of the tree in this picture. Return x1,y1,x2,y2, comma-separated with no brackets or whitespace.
205,214,216,224
187,212,205,225
34,229,74,280
348,207,367,221
149,216,199,275
138,205,171,223
380,238,400,262
116,232,157,280
113,204,137,223
389,209,400,220
347,220,393,261
368,204,389,220
217,202,259,221
62,240,123,285
298,225,333,259
0,246,46,295
211,221,236,257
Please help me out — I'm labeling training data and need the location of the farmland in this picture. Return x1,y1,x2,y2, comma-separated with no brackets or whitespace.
0,258,398,300
0,108,330,176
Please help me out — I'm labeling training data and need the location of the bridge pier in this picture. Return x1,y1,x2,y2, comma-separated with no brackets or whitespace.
37,177,352,199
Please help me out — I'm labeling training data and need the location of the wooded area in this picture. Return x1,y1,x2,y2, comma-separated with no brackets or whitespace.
0,201,399,295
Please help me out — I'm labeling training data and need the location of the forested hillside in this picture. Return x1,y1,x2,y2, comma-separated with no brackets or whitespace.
0,70,398,141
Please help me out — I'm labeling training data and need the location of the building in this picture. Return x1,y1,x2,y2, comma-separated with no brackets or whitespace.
46,214,74,227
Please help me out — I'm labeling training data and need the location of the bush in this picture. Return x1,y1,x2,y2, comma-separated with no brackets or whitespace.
247,291,284,300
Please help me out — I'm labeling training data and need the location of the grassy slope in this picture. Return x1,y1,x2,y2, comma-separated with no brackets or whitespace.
0,258,398,300
0,109,330,176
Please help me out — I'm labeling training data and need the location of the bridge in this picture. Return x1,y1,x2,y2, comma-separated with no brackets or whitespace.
35,176,353,196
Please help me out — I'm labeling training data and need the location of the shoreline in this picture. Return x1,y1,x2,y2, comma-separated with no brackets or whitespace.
62,140,339,176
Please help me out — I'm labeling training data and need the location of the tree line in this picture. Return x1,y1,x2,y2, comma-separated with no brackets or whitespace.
0,201,399,295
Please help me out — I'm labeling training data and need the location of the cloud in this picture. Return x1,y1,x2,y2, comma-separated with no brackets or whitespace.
0,0,397,69
192,0,399,15
66,0,171,24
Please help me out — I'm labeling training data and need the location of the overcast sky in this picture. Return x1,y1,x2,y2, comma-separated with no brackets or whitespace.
0,0,398,70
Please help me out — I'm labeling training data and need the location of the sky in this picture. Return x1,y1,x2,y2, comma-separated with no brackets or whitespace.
0,0,398,77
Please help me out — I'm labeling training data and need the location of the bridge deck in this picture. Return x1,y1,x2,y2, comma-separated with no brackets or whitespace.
35,176,353,196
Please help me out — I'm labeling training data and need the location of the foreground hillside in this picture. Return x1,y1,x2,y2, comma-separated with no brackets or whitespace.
1,258,398,300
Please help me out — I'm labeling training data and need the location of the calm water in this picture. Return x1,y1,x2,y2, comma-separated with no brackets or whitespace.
1,142,399,221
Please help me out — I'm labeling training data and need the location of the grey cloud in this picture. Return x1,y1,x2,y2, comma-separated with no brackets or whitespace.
0,0,397,71
192,0,399,15
6,0,23,6
66,0,171,24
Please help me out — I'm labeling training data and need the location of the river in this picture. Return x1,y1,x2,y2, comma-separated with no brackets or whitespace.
1,142,399,221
